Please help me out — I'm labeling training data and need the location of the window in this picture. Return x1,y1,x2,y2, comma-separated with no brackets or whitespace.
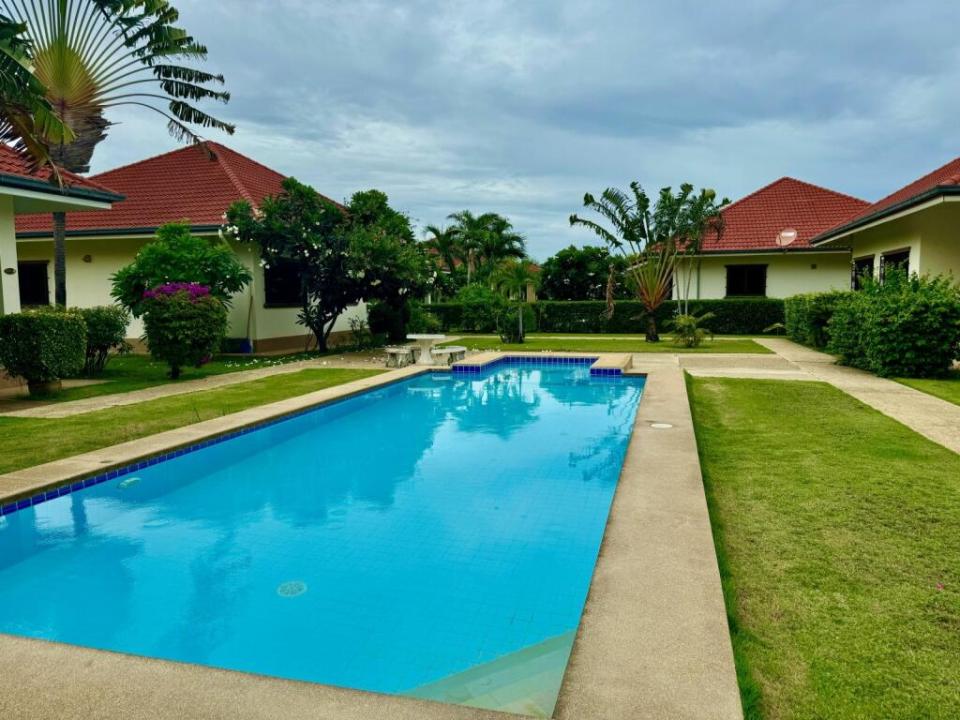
852,255,874,290
17,261,49,306
725,264,767,297
263,259,301,307
880,249,910,282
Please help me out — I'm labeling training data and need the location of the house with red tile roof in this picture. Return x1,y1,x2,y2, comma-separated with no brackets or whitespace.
0,145,121,316
811,157,960,285
674,177,869,299
14,142,358,352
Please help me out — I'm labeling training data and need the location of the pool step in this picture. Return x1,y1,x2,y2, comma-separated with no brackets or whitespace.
403,630,576,718
588,353,632,376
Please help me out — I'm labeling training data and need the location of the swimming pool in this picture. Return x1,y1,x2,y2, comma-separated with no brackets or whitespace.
0,360,644,716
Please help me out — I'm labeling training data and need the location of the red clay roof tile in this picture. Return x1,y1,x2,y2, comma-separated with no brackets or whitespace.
702,177,869,253
0,145,120,198
15,141,328,235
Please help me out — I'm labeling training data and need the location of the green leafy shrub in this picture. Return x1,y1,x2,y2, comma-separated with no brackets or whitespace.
421,302,463,331
671,312,715,348
455,284,508,332
112,222,251,317
407,302,443,334
827,272,960,377
496,304,536,343
0,309,87,395
784,291,851,348
141,283,229,379
74,305,130,375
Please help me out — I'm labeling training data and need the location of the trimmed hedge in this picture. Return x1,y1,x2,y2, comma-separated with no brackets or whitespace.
826,273,960,377
0,309,87,395
784,291,852,349
422,298,783,335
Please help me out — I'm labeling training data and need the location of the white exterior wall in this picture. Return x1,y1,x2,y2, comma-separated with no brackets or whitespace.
14,233,367,348
674,251,852,300
0,197,21,315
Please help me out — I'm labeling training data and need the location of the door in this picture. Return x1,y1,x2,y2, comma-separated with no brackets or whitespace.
17,261,50,307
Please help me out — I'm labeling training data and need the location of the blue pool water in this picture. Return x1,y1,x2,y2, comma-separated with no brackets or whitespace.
0,361,644,713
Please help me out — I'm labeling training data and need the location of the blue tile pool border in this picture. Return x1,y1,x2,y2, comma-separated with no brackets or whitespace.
452,355,624,377
0,356,636,518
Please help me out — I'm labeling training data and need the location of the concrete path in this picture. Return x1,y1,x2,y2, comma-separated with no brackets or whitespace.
0,353,390,419
755,338,960,455
556,359,743,720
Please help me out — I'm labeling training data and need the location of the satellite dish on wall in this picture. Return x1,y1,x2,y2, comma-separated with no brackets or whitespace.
776,228,798,248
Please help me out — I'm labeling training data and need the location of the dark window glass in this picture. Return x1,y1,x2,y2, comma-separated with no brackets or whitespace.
264,259,301,307
852,256,874,290
17,261,49,306
725,264,767,297
880,249,910,282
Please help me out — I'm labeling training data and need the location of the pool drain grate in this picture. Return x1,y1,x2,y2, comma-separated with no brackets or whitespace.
277,580,308,598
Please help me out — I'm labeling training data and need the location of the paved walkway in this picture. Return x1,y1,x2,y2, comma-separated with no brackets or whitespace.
0,352,389,419
680,338,960,455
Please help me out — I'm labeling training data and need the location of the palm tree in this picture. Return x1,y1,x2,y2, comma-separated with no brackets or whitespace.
2,0,234,306
422,224,460,274
0,13,72,172
492,258,539,342
447,210,526,284
477,214,525,279
569,183,673,342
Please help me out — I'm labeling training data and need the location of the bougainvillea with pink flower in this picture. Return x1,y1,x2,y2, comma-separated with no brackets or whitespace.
142,282,211,302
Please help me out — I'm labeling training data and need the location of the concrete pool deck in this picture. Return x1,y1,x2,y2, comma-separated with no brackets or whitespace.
0,354,742,720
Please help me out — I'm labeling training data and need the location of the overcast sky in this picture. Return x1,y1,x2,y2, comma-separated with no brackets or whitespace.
91,1,960,261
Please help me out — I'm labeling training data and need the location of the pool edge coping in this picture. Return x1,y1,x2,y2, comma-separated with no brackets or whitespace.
0,353,741,720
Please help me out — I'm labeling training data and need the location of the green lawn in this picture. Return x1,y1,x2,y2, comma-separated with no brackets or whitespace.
898,371,960,407
444,334,770,354
688,376,960,720
0,352,325,408
0,368,380,475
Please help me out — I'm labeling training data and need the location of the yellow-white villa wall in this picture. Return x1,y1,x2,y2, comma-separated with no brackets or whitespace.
674,251,852,299
819,198,960,280
14,234,366,350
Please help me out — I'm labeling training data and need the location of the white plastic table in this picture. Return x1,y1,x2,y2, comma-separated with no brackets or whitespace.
407,334,447,366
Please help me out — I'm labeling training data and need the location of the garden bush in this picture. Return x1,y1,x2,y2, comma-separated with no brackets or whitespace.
454,284,508,332
112,222,251,316
827,272,960,377
0,309,87,395
784,291,851,348
74,305,130,375
141,283,229,379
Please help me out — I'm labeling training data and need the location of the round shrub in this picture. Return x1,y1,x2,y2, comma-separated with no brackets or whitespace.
112,222,251,317
0,309,87,395
142,283,228,379
74,305,130,375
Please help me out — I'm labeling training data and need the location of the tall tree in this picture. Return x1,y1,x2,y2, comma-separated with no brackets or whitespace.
226,178,351,353
491,258,539,343
539,245,629,301
570,182,723,342
0,13,72,171
2,0,234,306
446,210,526,284
422,224,460,275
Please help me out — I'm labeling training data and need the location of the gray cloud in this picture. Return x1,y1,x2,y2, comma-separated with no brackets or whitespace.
91,0,960,260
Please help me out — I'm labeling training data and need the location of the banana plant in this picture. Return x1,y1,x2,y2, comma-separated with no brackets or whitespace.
1,0,234,305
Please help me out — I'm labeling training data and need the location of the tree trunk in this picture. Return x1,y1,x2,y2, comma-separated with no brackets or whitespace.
645,314,660,343
517,301,524,342
53,211,67,306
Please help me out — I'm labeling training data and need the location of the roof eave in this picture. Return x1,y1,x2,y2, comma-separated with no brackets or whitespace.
0,172,123,204
688,247,851,257
17,224,222,240
812,185,960,246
